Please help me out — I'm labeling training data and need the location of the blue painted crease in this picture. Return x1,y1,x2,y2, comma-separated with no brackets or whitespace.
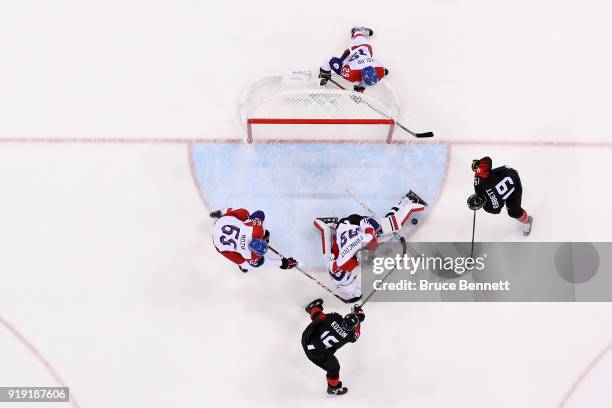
192,143,448,268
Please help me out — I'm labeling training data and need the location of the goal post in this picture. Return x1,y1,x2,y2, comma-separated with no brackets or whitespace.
237,70,401,144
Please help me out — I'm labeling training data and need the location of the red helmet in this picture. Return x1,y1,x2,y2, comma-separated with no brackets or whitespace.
472,156,492,178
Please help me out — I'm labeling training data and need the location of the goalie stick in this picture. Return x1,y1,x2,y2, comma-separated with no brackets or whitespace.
267,244,353,304
357,235,408,308
326,78,434,139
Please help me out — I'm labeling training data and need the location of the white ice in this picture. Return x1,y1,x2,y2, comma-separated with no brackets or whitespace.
1,1,612,407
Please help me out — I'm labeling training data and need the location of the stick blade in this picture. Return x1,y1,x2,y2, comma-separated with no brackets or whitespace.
416,131,434,138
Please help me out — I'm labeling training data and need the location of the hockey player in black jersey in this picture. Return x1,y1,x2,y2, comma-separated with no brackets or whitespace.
301,298,365,396
467,156,533,236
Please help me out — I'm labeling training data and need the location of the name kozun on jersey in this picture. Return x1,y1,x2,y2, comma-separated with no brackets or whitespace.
340,235,364,258
240,234,246,250
330,321,349,338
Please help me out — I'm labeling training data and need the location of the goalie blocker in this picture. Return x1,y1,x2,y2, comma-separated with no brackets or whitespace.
313,191,427,302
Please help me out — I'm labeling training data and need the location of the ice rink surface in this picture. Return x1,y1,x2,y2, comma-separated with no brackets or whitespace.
192,142,447,267
1,1,612,407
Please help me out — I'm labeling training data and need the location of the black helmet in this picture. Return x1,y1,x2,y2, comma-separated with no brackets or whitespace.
341,313,360,331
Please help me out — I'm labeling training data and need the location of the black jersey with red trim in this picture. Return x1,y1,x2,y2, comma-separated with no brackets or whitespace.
474,166,522,214
301,308,360,355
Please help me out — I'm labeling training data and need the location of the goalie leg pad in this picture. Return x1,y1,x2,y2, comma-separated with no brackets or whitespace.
380,214,400,235
381,197,427,236
393,202,426,228
336,281,362,301
314,219,336,256
330,269,361,301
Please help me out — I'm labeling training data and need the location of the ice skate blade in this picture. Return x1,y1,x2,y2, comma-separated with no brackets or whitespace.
522,216,533,237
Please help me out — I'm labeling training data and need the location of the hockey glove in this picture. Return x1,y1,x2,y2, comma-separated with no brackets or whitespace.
248,256,265,268
263,229,270,242
305,298,324,314
280,257,298,270
250,210,265,224
209,210,223,219
352,305,365,322
319,68,332,86
319,68,332,80
467,194,486,211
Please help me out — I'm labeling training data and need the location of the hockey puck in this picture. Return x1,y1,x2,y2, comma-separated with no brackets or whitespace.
411,219,418,225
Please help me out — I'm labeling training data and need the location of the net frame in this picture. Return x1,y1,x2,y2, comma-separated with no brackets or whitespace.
237,71,401,143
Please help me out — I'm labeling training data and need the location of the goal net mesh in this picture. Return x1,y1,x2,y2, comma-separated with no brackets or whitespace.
238,71,401,143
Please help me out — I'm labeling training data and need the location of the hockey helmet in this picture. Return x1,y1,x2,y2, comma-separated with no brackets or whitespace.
248,238,268,256
472,156,492,178
341,313,360,331
361,66,378,86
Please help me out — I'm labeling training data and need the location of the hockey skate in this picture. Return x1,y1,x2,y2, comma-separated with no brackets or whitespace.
406,190,429,207
522,216,533,237
384,191,427,218
327,382,348,396
316,217,339,226
351,27,373,37
304,298,323,313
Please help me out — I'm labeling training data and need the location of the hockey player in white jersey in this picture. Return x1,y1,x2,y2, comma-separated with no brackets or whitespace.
314,191,427,302
319,26,389,93
210,208,298,273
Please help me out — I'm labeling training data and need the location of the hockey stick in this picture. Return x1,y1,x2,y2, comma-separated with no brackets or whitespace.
327,78,434,138
267,244,350,304
470,210,477,258
357,236,407,308
345,188,378,220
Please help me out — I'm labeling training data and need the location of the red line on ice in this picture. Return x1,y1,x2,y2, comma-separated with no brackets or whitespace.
558,341,612,407
0,137,610,148
0,316,81,408
4,135,612,406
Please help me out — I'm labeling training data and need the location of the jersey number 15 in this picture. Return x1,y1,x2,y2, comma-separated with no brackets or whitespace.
320,330,339,349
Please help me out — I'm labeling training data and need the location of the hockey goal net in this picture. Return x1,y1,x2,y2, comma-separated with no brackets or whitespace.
237,70,401,143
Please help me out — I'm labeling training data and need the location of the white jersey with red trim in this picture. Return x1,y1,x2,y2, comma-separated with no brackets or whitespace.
321,32,387,85
312,191,428,302
334,221,374,267
341,46,384,76
211,215,254,259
